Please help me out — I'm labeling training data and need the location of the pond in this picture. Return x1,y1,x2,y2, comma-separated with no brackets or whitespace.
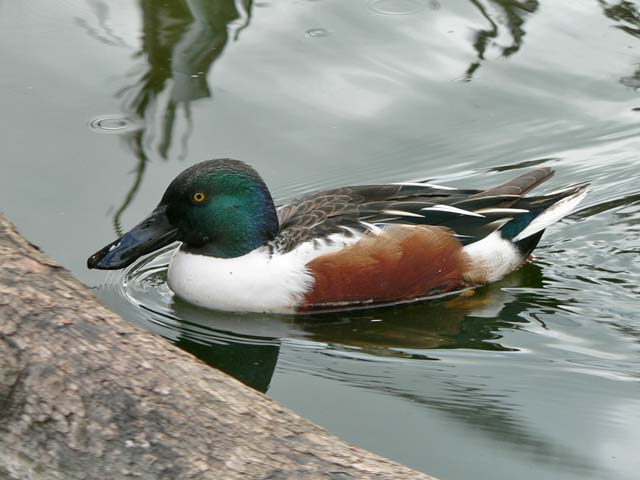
1,0,640,478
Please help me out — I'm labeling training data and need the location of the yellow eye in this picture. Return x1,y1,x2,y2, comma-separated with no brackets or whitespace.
193,192,206,203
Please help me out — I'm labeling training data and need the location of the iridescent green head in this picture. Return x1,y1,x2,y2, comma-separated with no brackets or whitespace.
88,159,279,269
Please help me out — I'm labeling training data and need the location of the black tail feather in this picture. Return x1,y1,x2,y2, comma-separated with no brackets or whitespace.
514,230,545,256
475,167,555,199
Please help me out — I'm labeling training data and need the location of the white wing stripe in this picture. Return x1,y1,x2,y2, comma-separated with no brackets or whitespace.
381,209,425,218
422,205,485,217
475,208,529,214
360,221,384,235
392,182,457,190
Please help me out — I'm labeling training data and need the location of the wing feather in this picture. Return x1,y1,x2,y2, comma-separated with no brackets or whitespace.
273,168,555,251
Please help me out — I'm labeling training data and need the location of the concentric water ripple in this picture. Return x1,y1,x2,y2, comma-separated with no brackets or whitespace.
88,114,143,134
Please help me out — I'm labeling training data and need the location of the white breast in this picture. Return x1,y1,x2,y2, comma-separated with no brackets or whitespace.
166,234,359,313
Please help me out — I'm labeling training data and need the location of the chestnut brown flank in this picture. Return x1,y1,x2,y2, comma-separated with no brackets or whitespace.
300,226,469,311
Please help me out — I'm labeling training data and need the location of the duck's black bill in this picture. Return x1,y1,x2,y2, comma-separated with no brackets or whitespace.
87,205,179,270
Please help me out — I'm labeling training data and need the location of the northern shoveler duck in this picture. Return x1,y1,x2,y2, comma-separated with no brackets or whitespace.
88,159,587,313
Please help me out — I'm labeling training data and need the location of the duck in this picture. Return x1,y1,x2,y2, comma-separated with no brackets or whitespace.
88,159,588,314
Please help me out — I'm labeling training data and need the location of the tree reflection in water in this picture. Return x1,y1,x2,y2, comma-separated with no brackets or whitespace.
464,0,539,81
599,1,640,89
111,0,252,234
77,0,640,232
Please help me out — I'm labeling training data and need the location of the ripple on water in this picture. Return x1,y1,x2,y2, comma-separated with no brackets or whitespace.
367,0,427,15
306,28,329,37
88,114,143,134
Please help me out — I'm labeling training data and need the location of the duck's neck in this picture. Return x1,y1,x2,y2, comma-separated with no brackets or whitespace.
183,229,271,258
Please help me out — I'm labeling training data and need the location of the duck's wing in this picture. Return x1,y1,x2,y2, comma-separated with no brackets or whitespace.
274,168,556,252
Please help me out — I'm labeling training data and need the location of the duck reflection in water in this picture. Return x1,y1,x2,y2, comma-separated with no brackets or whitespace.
164,262,549,392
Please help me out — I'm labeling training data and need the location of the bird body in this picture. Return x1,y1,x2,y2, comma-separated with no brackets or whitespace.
88,159,587,313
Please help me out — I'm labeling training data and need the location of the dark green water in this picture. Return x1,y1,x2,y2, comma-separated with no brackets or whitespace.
2,0,640,478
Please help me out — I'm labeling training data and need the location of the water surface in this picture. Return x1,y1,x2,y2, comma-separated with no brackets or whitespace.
1,1,640,479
